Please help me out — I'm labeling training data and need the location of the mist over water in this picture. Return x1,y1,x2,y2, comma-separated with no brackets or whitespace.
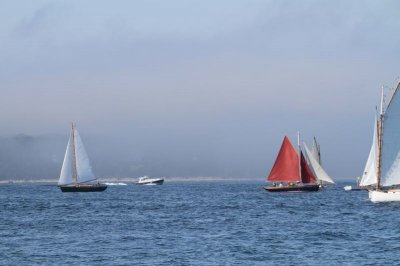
0,108,370,181
0,113,365,182
0,130,270,180
0,134,63,180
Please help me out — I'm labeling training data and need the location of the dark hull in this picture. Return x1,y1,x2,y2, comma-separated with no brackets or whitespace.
151,179,164,185
59,184,107,192
349,187,368,191
264,184,320,192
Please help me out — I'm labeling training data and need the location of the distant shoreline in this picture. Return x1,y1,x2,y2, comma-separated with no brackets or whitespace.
0,177,261,184
0,176,354,184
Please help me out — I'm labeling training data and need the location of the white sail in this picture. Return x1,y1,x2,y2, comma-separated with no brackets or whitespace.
359,115,378,186
303,142,335,184
381,84,400,186
58,125,97,186
73,128,96,183
368,84,400,202
311,137,321,164
58,131,75,186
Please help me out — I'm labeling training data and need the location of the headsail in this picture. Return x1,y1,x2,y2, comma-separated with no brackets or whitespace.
267,136,301,182
58,130,75,186
380,83,400,186
359,115,378,186
303,142,335,184
311,137,321,164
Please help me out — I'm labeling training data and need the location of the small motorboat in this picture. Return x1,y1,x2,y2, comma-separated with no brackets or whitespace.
137,176,164,185
343,185,368,191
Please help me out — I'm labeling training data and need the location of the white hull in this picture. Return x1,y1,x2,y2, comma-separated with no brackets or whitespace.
369,190,400,202
343,185,368,191
137,177,164,185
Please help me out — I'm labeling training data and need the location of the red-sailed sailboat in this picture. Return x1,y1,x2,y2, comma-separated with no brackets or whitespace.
264,135,320,192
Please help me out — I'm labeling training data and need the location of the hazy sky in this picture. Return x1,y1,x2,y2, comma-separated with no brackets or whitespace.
1,0,400,180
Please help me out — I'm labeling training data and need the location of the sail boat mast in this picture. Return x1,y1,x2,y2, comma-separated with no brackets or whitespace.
376,87,384,191
71,123,78,185
377,113,383,191
298,131,301,180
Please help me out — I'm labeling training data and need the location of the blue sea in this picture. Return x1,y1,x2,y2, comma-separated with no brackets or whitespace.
0,181,398,265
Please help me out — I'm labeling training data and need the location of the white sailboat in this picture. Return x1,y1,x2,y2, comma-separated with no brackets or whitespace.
369,83,400,202
58,123,107,192
303,142,335,185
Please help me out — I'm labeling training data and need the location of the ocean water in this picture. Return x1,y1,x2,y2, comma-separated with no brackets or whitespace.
0,181,399,265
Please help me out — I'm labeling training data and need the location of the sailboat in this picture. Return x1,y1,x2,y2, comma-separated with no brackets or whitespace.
369,83,400,202
303,141,335,186
58,123,107,192
344,115,377,191
264,134,320,192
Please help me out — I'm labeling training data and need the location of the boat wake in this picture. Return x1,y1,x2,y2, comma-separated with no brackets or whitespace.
103,182,128,186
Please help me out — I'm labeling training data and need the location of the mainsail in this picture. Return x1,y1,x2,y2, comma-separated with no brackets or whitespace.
359,115,378,186
380,84,400,186
267,136,317,184
303,143,335,184
58,125,97,186
267,136,301,182
73,129,96,183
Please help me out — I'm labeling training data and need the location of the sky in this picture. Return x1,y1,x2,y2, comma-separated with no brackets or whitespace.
0,0,400,180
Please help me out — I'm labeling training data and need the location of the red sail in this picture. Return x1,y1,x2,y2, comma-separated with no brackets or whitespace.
300,151,317,183
267,136,301,182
